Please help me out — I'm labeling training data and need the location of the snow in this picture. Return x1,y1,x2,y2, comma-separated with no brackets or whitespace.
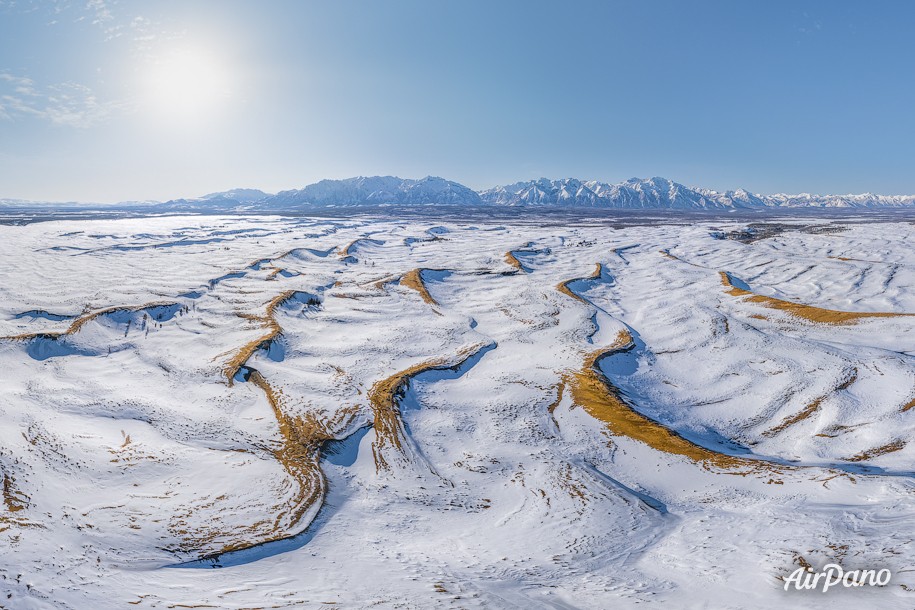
1,213,914,608
9,175,915,211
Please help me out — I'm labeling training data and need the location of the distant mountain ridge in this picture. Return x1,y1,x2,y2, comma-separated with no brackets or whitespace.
5,176,915,210
262,176,483,208
201,188,271,203
223,176,915,209
480,177,915,209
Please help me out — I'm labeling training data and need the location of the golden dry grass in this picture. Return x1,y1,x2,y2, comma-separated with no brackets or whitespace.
195,370,357,556
248,256,273,269
339,238,382,258
846,439,906,463
719,272,912,324
548,379,566,415
68,302,179,333
339,239,360,257
251,372,353,525
363,274,399,290
902,396,915,413
828,255,886,264
763,369,857,437
224,291,319,383
2,473,27,513
400,268,439,306
369,343,489,472
557,263,602,303
4,301,180,341
568,330,782,474
763,397,824,437
504,251,525,273
224,321,281,384
659,250,705,267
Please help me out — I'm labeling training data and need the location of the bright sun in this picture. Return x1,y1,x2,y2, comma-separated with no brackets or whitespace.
141,45,233,122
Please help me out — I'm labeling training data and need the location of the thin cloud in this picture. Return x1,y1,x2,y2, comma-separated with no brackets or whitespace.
0,72,125,127
2,0,131,38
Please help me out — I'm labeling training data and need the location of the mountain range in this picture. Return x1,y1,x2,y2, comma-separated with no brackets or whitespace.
5,176,915,211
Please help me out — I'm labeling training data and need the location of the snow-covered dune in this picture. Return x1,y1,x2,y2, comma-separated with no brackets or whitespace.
1,215,914,608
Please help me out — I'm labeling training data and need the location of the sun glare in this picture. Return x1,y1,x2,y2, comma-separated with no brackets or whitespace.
141,44,233,123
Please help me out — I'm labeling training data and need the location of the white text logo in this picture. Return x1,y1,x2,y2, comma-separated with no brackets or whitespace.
784,563,891,592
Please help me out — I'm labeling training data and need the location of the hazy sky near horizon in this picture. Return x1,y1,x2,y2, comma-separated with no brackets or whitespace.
1,0,914,202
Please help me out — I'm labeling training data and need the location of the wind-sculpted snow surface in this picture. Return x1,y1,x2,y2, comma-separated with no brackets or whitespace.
1,215,915,608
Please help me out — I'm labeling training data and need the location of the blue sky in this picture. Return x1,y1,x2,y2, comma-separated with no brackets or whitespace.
1,0,914,202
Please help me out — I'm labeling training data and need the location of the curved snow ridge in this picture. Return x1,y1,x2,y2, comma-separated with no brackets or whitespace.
720,271,915,323
73,236,234,256
247,246,337,280
198,288,349,559
503,250,526,274
557,263,605,304
167,425,372,570
502,244,552,275
3,301,182,342
555,268,789,477
558,266,909,475
216,248,335,289
224,290,322,383
172,367,360,560
613,244,640,265
338,237,384,259
369,341,495,473
568,329,787,477
399,268,445,307
659,248,707,268
403,226,447,246
762,368,859,438
206,369,359,556
207,271,247,288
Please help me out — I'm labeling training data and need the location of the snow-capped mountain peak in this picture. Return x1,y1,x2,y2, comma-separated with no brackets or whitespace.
262,175,484,208
5,176,915,211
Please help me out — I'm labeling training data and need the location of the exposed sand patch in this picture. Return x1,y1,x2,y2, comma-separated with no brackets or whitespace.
339,238,383,258
369,342,491,472
241,371,357,547
902,396,915,413
762,369,858,437
719,271,912,324
4,301,181,341
176,369,356,557
568,330,780,474
659,249,705,268
846,439,906,463
504,251,525,274
557,263,602,303
400,268,439,306
224,291,320,383
0,472,34,532
2,473,27,513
